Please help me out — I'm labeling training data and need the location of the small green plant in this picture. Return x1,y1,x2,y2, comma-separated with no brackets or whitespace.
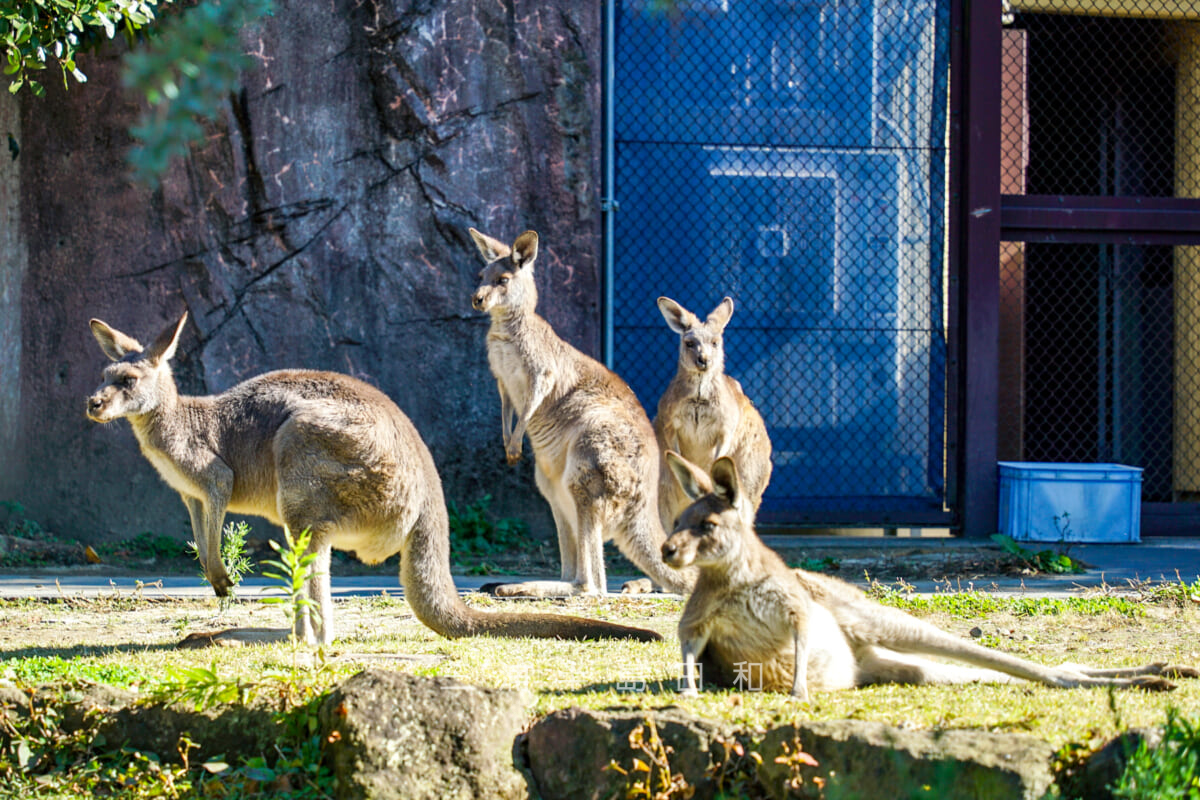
261,526,321,647
791,556,841,573
991,531,1085,575
1110,708,1200,799
0,500,46,539
448,495,538,563
98,530,190,561
189,520,256,603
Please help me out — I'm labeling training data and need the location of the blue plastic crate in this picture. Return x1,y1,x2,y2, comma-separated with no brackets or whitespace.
997,462,1142,543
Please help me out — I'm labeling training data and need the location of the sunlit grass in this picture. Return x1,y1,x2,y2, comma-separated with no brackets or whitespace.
0,589,1197,750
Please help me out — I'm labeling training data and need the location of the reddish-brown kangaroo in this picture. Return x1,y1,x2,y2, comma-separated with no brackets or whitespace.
86,312,662,645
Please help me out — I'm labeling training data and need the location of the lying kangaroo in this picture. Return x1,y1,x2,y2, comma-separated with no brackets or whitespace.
469,228,692,597
86,312,662,645
654,296,771,532
661,451,1196,699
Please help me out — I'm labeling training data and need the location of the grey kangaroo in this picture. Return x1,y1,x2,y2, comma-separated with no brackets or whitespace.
661,451,1196,699
86,312,662,645
469,228,693,597
654,296,771,533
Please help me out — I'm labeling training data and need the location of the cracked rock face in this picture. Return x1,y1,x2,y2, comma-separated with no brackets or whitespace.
10,0,602,543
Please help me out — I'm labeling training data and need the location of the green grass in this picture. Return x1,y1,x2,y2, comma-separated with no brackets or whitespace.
1107,708,1200,800
0,587,1197,797
867,585,1151,619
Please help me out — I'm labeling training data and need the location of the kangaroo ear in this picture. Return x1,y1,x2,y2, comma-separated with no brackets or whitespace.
469,228,512,263
144,312,188,365
90,319,143,361
657,296,696,335
512,230,539,269
711,456,741,507
707,297,734,331
666,450,713,501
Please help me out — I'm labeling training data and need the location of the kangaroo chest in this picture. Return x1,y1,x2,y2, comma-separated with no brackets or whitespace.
672,394,737,459
486,335,536,415
140,443,206,499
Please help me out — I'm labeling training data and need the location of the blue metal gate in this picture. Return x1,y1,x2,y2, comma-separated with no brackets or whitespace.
607,0,952,524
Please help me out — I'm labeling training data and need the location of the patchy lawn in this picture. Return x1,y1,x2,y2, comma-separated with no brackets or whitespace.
0,585,1197,752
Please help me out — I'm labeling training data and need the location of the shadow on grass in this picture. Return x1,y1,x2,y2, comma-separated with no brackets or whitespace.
0,641,181,660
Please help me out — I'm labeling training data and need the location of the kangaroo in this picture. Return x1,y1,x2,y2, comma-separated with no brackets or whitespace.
654,296,771,533
469,228,693,597
661,451,1197,699
85,312,663,645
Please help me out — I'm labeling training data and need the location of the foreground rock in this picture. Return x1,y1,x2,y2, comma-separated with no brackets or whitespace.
0,673,1166,799
522,708,1058,800
319,669,530,800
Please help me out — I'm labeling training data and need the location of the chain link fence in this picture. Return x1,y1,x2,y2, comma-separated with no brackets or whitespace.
609,1,951,523
1000,7,1200,503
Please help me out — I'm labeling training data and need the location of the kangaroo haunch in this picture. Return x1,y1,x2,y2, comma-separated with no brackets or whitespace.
86,312,662,645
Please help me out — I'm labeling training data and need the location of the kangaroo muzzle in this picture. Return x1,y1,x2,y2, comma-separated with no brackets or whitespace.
86,394,108,422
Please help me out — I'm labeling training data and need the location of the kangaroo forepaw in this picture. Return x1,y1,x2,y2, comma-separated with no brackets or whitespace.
621,578,655,595
1160,664,1200,680
505,444,522,465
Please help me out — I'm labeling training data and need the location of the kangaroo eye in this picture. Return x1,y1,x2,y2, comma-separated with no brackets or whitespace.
497,276,510,286
121,376,138,389
699,521,715,535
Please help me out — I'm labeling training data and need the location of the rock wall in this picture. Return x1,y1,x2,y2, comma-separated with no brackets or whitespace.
4,0,602,542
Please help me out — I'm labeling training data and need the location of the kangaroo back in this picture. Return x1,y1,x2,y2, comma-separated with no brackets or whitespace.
87,312,662,643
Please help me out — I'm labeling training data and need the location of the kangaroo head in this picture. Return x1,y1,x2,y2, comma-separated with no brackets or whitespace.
469,228,539,314
657,296,733,375
661,451,750,569
86,313,187,423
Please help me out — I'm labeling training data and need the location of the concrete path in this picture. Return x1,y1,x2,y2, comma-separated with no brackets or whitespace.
0,536,1196,601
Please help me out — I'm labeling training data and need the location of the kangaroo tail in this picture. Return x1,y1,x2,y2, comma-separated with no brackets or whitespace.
400,503,662,642
617,504,695,595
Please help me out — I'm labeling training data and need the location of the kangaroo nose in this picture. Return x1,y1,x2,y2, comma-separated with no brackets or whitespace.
695,356,708,370
471,292,485,311
661,542,677,561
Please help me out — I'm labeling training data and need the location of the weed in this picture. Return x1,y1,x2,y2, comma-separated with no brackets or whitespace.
1110,708,1200,799
0,501,45,539
1136,575,1200,609
607,718,693,799
189,521,256,606
2,656,145,689
866,585,1146,620
97,531,191,562
448,495,538,565
992,528,1085,575
791,556,841,572
773,735,824,795
262,526,321,642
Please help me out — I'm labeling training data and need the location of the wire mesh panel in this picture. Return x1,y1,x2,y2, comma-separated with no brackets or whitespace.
999,7,1200,506
610,0,951,522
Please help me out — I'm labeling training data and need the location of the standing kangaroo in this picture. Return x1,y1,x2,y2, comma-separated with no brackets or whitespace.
469,228,692,597
661,451,1196,699
654,296,771,532
85,312,662,645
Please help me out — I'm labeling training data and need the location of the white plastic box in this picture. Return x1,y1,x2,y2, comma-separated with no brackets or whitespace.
997,462,1142,543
